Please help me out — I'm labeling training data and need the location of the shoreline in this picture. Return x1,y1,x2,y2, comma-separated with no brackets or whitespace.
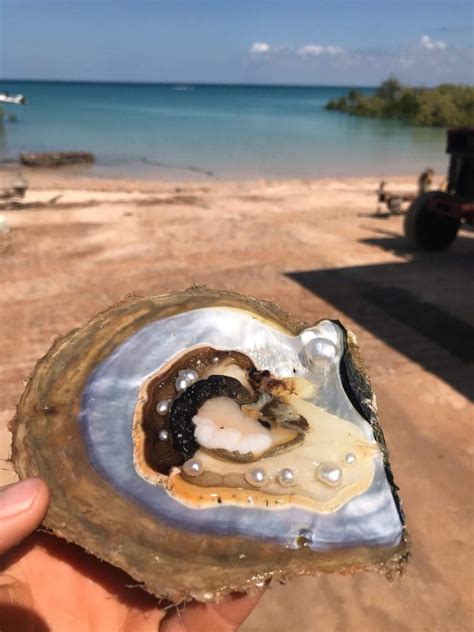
0,157,449,183
0,164,441,191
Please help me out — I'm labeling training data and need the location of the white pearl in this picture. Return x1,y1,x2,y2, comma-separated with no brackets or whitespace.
158,429,169,441
182,458,203,477
317,462,342,487
304,337,337,367
245,467,268,488
345,452,357,465
175,376,189,392
212,356,220,364
181,369,199,384
278,468,295,487
155,400,170,415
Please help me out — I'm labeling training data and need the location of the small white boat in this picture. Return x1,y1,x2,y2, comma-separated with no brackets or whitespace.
0,92,28,105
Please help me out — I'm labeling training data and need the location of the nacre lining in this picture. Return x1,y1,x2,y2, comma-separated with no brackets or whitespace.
79,307,403,551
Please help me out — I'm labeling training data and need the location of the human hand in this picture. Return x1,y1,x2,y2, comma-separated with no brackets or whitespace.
0,479,263,631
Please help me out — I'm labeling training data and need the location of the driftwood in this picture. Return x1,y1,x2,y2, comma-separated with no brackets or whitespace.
0,194,63,211
20,151,95,168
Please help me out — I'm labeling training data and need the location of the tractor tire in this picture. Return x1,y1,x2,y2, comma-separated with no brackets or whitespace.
404,192,460,251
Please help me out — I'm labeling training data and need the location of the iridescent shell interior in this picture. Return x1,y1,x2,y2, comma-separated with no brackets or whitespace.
12,290,408,602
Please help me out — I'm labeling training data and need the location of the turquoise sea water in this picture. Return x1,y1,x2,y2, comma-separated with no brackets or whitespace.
0,81,448,179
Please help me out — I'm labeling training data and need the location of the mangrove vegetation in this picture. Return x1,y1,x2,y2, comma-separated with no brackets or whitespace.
326,77,474,127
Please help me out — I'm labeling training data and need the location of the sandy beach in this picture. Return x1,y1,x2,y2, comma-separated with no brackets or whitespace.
0,169,472,631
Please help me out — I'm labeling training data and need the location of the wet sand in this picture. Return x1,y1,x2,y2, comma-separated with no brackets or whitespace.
0,170,472,631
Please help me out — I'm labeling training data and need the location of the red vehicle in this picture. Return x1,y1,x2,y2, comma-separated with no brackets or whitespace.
405,127,474,250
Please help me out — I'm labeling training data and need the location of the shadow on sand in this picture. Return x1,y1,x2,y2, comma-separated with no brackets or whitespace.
287,234,474,400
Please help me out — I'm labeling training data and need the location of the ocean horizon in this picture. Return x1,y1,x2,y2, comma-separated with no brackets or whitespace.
0,80,448,179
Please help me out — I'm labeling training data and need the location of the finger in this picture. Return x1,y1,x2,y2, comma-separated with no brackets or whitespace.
0,479,50,555
160,589,265,632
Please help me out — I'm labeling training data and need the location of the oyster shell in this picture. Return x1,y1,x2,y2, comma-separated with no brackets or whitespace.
11,288,409,602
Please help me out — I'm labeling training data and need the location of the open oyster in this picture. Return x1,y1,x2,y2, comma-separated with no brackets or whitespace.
12,289,409,602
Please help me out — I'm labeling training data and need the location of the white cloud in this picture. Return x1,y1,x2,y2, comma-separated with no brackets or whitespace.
419,35,447,50
245,35,471,83
250,42,271,55
326,45,345,56
298,44,344,57
249,41,344,58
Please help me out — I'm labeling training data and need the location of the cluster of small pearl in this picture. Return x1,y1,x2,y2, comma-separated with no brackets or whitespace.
156,399,171,441
243,467,296,488
314,454,357,486
156,367,200,441
175,368,199,392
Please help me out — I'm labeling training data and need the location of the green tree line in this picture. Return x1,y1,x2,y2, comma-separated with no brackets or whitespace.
326,77,474,127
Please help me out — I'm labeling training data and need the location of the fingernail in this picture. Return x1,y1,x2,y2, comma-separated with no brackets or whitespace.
0,479,41,519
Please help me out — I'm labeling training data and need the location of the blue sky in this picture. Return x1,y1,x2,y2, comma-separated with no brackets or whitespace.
0,0,472,85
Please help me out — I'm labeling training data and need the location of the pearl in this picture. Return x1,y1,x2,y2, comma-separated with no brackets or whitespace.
245,467,268,488
278,468,295,487
176,369,199,392
155,399,170,415
212,356,220,364
158,429,169,441
304,337,337,368
175,376,189,392
182,458,203,477
181,369,199,384
317,462,343,487
196,359,203,366
345,452,357,465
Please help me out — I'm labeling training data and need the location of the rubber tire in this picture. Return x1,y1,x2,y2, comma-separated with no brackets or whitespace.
404,192,460,251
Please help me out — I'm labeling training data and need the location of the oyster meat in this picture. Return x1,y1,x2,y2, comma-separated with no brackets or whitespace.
12,289,409,602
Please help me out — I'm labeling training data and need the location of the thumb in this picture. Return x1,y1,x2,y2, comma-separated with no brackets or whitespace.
0,478,50,555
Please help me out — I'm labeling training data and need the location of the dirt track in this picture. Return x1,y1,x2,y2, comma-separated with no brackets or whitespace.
1,173,473,631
